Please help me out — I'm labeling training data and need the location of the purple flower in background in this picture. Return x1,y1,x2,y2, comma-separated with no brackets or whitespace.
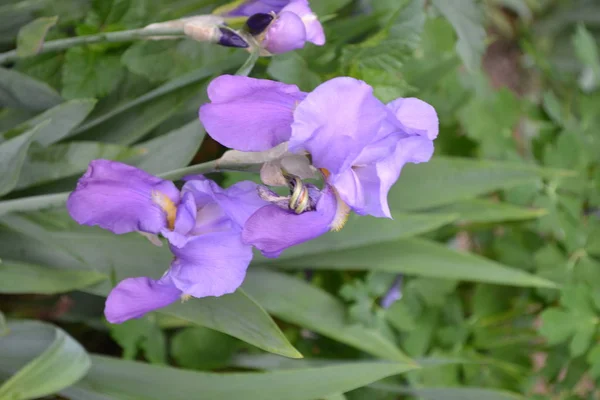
199,75,306,151
67,160,179,235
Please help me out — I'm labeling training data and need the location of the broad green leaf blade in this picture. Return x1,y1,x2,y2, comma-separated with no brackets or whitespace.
0,67,62,111
16,141,143,190
0,123,43,197
430,199,547,223
0,192,69,217
0,214,300,358
16,16,58,58
79,83,201,144
0,99,96,146
134,120,205,175
573,24,600,87
63,355,417,400
431,0,485,71
372,383,524,400
0,260,106,294
243,268,413,362
256,212,457,263
62,48,124,100
0,321,91,400
72,53,245,135
267,52,321,91
271,238,556,288
161,290,302,359
389,157,573,211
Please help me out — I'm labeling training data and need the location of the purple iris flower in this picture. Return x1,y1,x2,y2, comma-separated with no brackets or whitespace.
67,161,267,323
200,76,438,219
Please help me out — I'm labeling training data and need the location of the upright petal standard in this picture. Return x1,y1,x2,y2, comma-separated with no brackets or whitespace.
199,75,306,151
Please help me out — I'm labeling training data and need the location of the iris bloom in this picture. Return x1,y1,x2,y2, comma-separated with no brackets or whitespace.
67,161,266,323
199,75,438,255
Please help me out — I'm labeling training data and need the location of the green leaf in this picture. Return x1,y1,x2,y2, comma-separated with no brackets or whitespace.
16,141,143,190
39,141,141,180
72,53,245,135
0,67,62,111
62,355,417,400
430,199,547,224
0,320,91,400
171,327,241,370
271,238,557,288
122,40,233,82
0,123,41,197
62,47,124,99
257,212,457,263
0,260,106,294
243,268,413,362
539,308,575,345
573,24,600,89
0,215,301,359
389,157,573,211
83,84,200,144
161,290,302,359
373,383,525,400
110,317,166,364
267,52,322,91
0,99,97,146
431,0,486,71
134,120,205,175
16,16,58,58
0,192,69,217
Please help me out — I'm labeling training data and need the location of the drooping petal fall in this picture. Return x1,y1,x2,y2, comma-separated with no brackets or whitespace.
242,186,339,258
67,160,179,235
104,275,182,324
169,231,254,298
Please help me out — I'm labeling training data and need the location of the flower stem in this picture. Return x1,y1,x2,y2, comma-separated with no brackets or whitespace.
0,27,185,65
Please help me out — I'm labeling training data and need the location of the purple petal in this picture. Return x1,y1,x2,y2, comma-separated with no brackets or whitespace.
289,78,389,174
183,178,268,229
104,275,181,324
280,0,325,45
169,232,253,297
242,186,337,258
388,98,439,140
161,192,198,248
225,0,290,16
353,136,434,218
199,75,306,151
329,168,365,215
67,160,179,235
263,11,308,54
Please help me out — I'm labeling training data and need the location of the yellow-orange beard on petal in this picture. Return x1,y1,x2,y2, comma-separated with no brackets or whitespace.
319,168,350,232
151,190,177,230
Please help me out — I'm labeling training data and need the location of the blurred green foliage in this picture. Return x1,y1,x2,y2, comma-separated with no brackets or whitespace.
0,0,599,399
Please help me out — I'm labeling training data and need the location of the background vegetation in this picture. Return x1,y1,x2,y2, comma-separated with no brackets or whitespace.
0,0,599,399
